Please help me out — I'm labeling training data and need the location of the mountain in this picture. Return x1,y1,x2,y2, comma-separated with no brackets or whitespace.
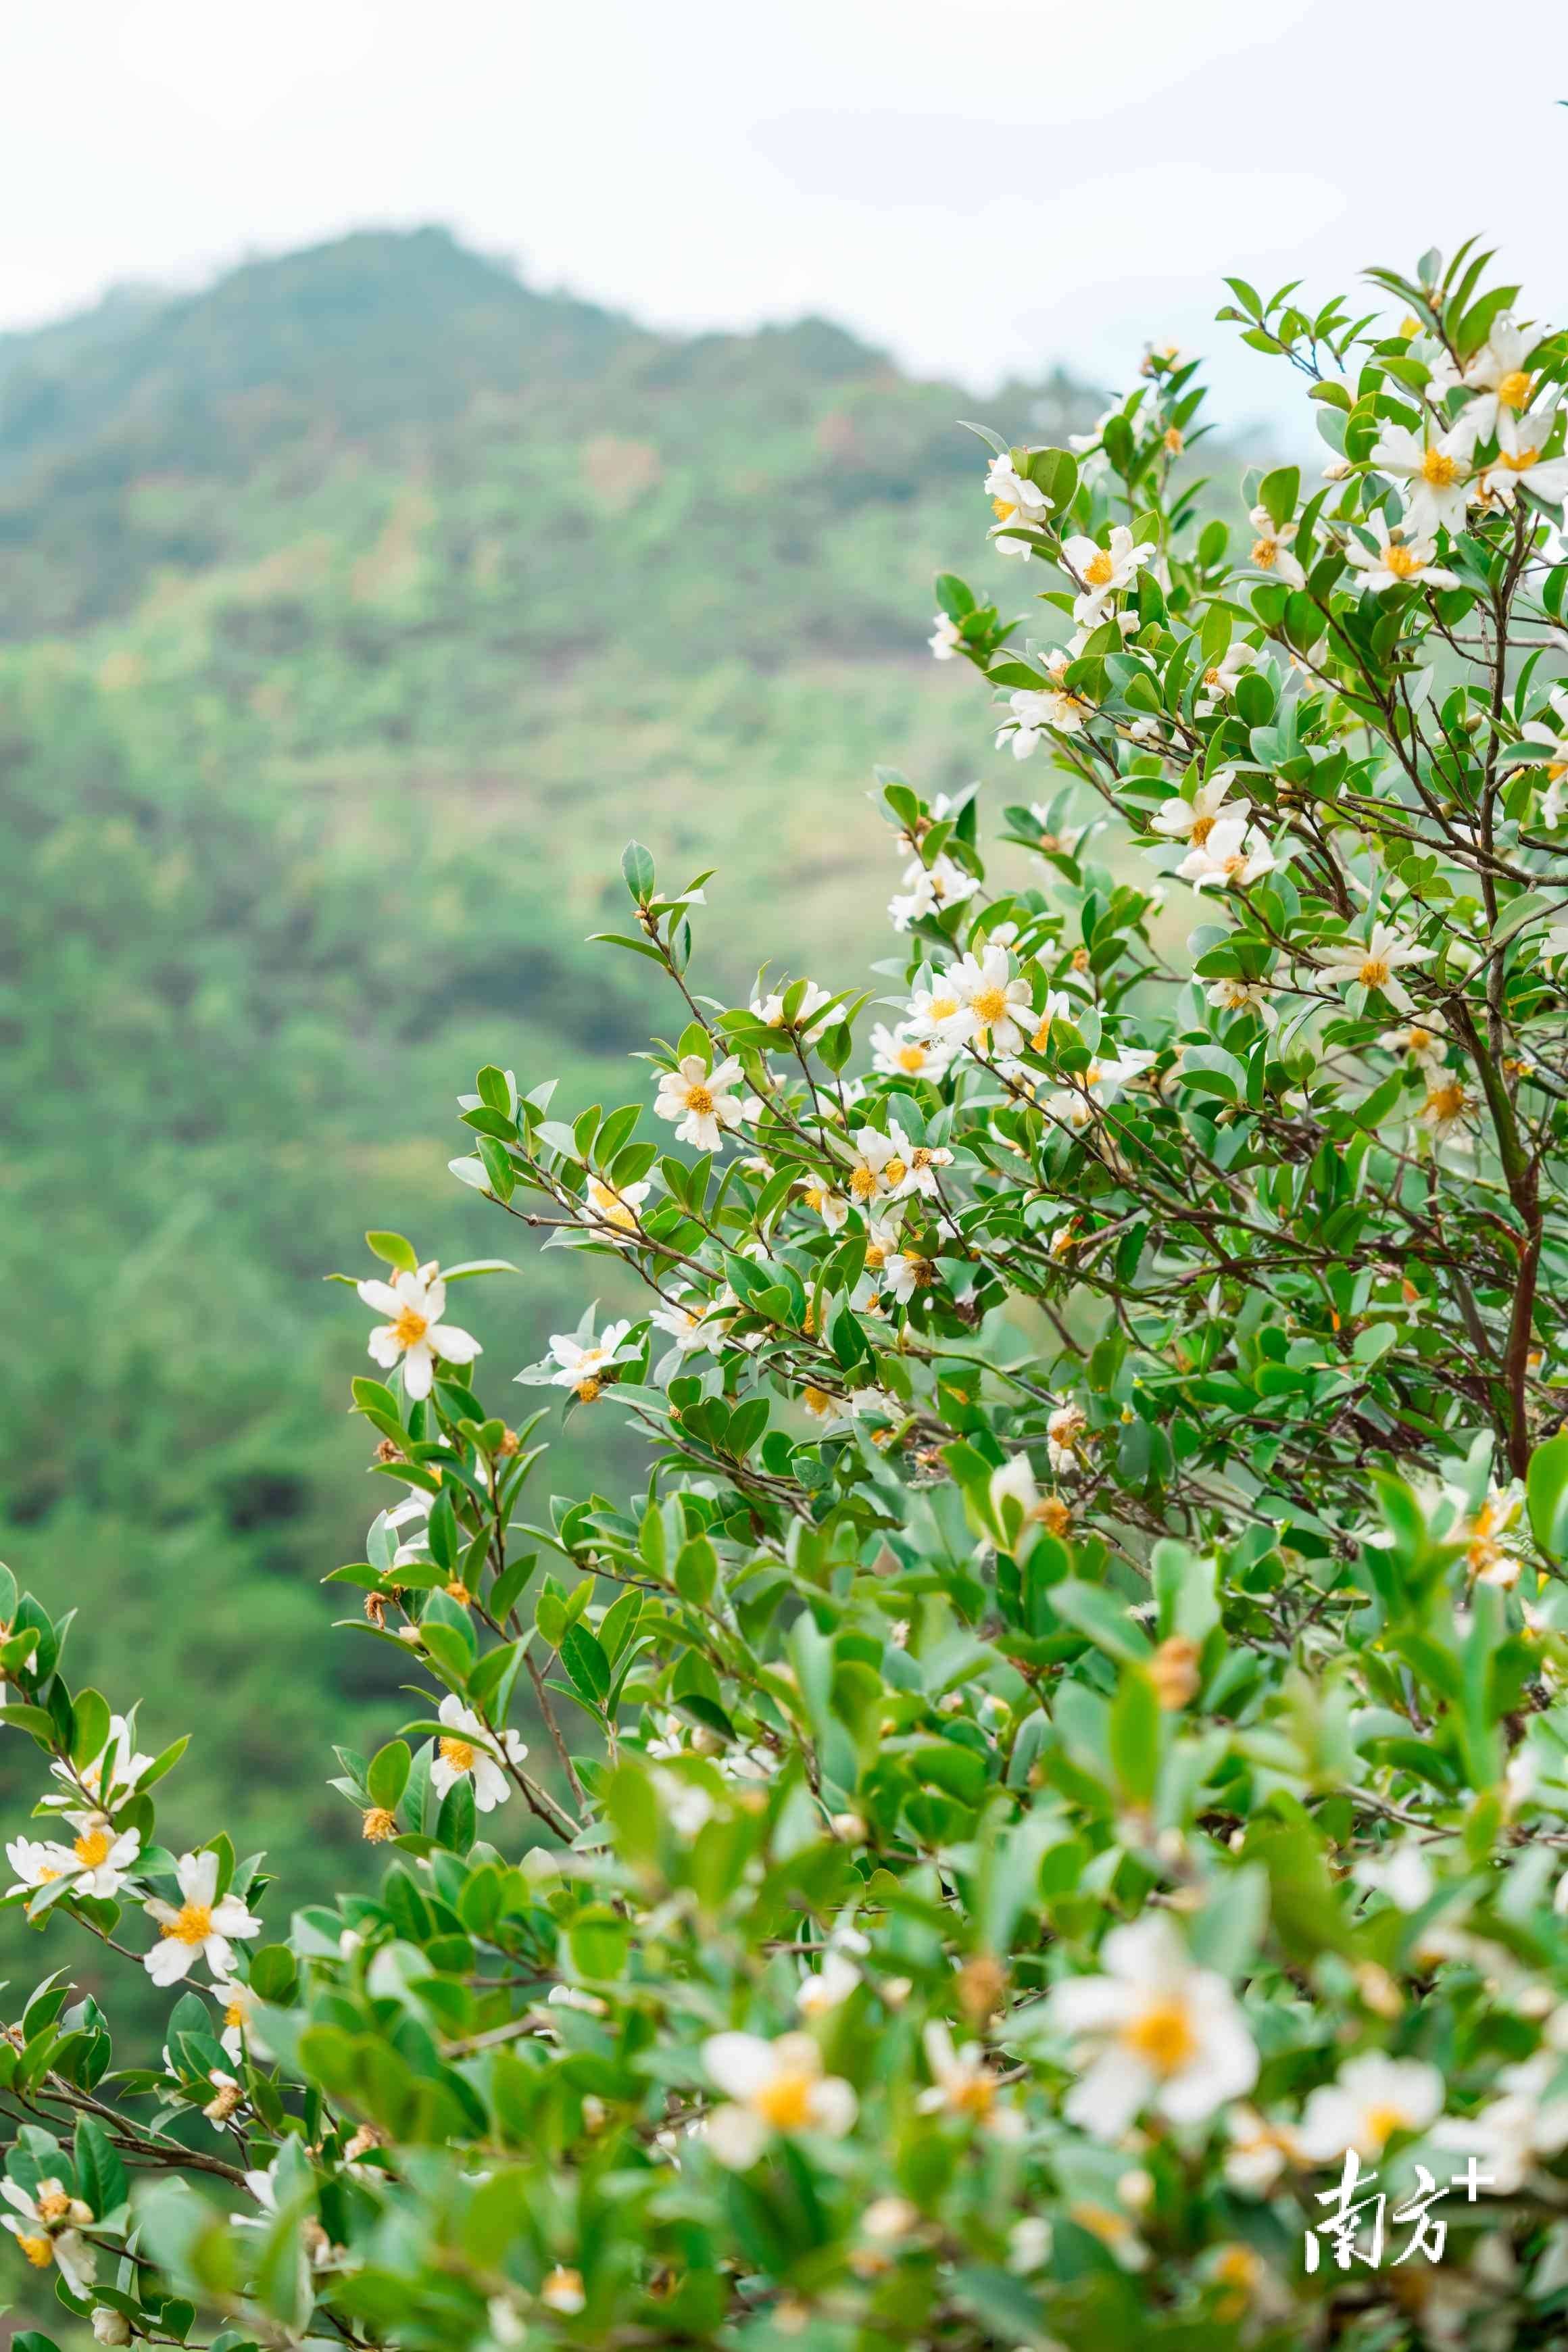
0,227,1102,2009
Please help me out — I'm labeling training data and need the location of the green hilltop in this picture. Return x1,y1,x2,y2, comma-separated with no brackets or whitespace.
0,224,1101,1955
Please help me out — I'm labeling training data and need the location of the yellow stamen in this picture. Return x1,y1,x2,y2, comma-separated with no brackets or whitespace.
1420,446,1461,487
1496,368,1532,410
970,985,1008,1027
1381,541,1422,580
850,1165,879,1202
438,1738,476,1775
1499,445,1540,473
754,2069,816,2130
897,1044,927,1073
162,1902,214,1946
926,995,958,1022
1358,956,1392,989
391,1304,428,1350
1250,536,1278,568
802,1386,834,1417
991,497,1016,522
1364,2103,1412,2147
1083,549,1115,588
1121,1998,1198,2074
881,1156,907,1189
72,1830,110,1868
16,2233,51,2268
575,1375,602,1402
683,1083,714,1117
1190,810,1215,846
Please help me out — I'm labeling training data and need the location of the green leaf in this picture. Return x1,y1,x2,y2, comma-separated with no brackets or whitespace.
368,1740,411,1811
621,841,656,902
364,1231,418,1273
560,1622,612,1711
1528,1430,1568,1561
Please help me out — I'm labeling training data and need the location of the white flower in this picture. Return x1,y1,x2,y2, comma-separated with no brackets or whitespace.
869,1022,951,1083
1435,2052,1568,2194
1042,1050,1156,1132
430,1695,526,1813
92,2309,132,2346
984,452,1052,556
701,2031,857,2167
1479,401,1568,507
1224,2105,1298,2195
143,1850,262,1987
1371,412,1481,535
1520,688,1568,825
798,1181,850,1233
1463,312,1538,437
540,2268,586,2316
1353,1840,1436,1913
654,1054,747,1150
1046,1914,1258,2139
1150,766,1245,846
358,1261,480,1402
1206,976,1277,1027
1176,815,1279,891
877,1249,934,1306
55,1715,154,1809
796,1949,860,2018
1420,1077,1473,1145
929,612,963,660
547,1319,635,1396
5,1836,72,1896
578,1176,651,1246
649,1296,721,1355
1,2178,95,2294
916,2020,1025,2139
1047,1400,1087,1473
1008,2216,1053,2274
998,682,1089,756
1196,640,1254,714
750,981,833,1041
846,1121,919,1208
1062,524,1156,627
1344,511,1459,595
1246,505,1304,588
948,946,1033,1056
1386,1016,1448,1071
57,1814,142,1899
1319,919,1432,1014
1295,2052,1445,2161
889,853,976,928
212,1974,268,2063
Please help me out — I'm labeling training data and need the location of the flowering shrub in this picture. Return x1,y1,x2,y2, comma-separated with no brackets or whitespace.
8,239,1568,2352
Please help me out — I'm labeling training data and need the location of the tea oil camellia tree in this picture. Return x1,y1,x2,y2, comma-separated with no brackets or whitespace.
9,240,1568,2352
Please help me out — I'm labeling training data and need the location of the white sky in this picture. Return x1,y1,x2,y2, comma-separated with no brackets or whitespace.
2,0,1566,429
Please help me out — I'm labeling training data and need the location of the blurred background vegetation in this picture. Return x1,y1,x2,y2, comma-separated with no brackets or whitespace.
0,224,1106,2016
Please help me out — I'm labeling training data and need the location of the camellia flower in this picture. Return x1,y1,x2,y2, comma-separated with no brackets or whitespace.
1420,1076,1473,1145
212,1974,268,2064
1435,2052,1568,2194
358,1262,480,1402
1344,512,1459,595
1150,766,1246,848
983,452,1052,557
649,1296,721,1355
57,1813,141,1899
1224,2105,1299,2195
1042,1049,1156,1132
654,1054,748,1150
917,2020,1025,2139
56,1715,155,1810
1463,312,1539,438
1046,1400,1087,1473
1,2178,95,2293
868,1021,951,1083
889,852,976,929
143,1850,262,1987
799,1181,850,1233
1462,1483,1526,1590
845,1121,918,1208
928,611,962,660
1478,401,1568,507
1246,505,1305,587
1370,412,1480,535
1519,687,1568,826
795,1949,860,2019
1295,2051,1444,2161
1045,1914,1258,2139
1319,918,1432,1014
546,1319,635,1398
1176,815,1279,891
1207,975,1277,1026
577,1176,650,1247
989,1456,1070,1542
900,1142,953,1198
948,946,1033,1056
1062,524,1156,627
5,1836,71,1897
998,681,1089,756
1352,1840,1436,1913
750,980,833,1039
1386,1016,1448,1071
701,2031,857,2167
430,1694,527,1813
1196,639,1254,714
540,2268,586,2316
878,1250,935,1307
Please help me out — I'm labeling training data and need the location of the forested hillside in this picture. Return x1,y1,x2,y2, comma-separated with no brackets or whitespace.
0,225,1102,1987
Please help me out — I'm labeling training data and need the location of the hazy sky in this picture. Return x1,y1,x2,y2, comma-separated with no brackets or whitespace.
3,0,1566,428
